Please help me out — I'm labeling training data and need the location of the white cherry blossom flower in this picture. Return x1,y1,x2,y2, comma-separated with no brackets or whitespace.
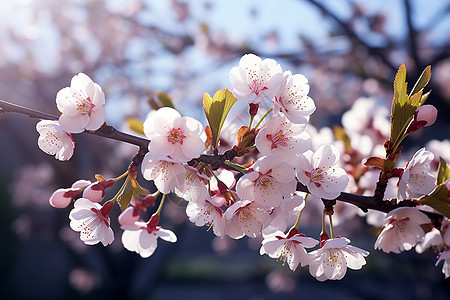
273,71,316,124
56,73,105,134
255,114,312,162
374,207,430,253
121,215,177,258
230,53,283,104
186,197,225,237
398,148,436,200
69,198,114,246
436,248,450,279
224,200,269,239
141,156,186,194
175,165,209,203
36,120,74,161
260,228,318,271
236,156,297,208
296,144,349,199
263,192,305,235
143,107,204,163
302,237,369,281
415,228,443,253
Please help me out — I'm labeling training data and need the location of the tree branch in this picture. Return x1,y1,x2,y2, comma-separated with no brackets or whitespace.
0,99,433,216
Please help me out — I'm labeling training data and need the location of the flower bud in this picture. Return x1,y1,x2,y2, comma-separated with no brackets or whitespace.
415,105,437,127
118,207,140,227
49,188,73,208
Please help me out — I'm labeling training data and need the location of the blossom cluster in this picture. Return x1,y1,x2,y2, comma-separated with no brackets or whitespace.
38,53,450,281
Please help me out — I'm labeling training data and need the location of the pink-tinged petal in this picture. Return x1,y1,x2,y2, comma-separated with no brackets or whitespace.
313,144,339,170
148,136,175,157
56,87,79,115
91,83,105,106
85,108,105,131
59,113,90,134
122,229,141,252
156,228,177,243
138,231,158,258
118,207,140,227
181,136,204,159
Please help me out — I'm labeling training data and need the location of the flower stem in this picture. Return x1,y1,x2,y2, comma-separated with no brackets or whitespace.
294,193,308,230
155,193,167,216
112,170,129,182
110,176,130,204
254,108,272,129
328,214,334,238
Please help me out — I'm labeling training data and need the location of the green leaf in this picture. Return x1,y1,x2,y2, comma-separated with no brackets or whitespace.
419,184,450,218
409,65,431,97
130,178,149,199
156,92,176,109
389,64,427,149
125,118,144,135
203,89,237,149
437,157,450,185
333,126,352,154
117,188,133,211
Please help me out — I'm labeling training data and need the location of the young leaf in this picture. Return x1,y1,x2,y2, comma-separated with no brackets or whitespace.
419,184,450,218
437,157,450,185
118,188,133,211
203,89,237,149
409,65,431,97
156,92,176,109
125,118,144,135
333,126,352,154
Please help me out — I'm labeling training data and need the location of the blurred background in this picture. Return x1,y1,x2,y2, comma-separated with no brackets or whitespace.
0,0,449,299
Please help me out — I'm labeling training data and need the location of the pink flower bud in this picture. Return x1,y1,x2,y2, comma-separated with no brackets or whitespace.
49,188,73,208
415,105,437,127
82,182,106,203
118,207,140,227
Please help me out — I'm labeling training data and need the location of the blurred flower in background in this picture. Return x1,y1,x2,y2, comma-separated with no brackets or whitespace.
1,0,450,299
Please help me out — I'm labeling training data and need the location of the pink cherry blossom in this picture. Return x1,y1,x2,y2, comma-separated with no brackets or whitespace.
141,156,186,194
415,228,443,253
224,200,269,239
82,180,114,203
236,156,297,208
398,148,436,200
263,192,305,235
255,114,312,161
273,70,316,124
374,207,430,253
296,144,349,199
121,215,177,258
302,237,369,281
175,165,209,203
229,53,283,104
49,179,91,208
69,199,114,246
143,107,204,163
260,228,318,271
118,207,140,227
436,248,450,279
186,197,225,237
36,120,74,161
56,73,105,134
416,105,438,127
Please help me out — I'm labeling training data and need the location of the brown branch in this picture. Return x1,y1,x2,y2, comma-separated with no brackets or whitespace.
0,99,434,216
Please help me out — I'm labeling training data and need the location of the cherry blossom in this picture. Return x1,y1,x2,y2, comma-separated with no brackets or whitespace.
407,105,438,133
224,200,269,239
415,228,443,253
69,198,114,246
374,207,430,253
255,114,312,161
397,148,436,200
186,197,225,237
260,228,319,271
229,53,283,104
263,192,305,235
141,156,186,194
301,237,369,281
273,71,316,124
121,215,177,258
175,165,209,203
56,73,105,134
49,179,91,208
36,120,75,161
236,156,297,208
143,107,204,163
82,180,114,203
436,248,450,279
296,144,349,199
